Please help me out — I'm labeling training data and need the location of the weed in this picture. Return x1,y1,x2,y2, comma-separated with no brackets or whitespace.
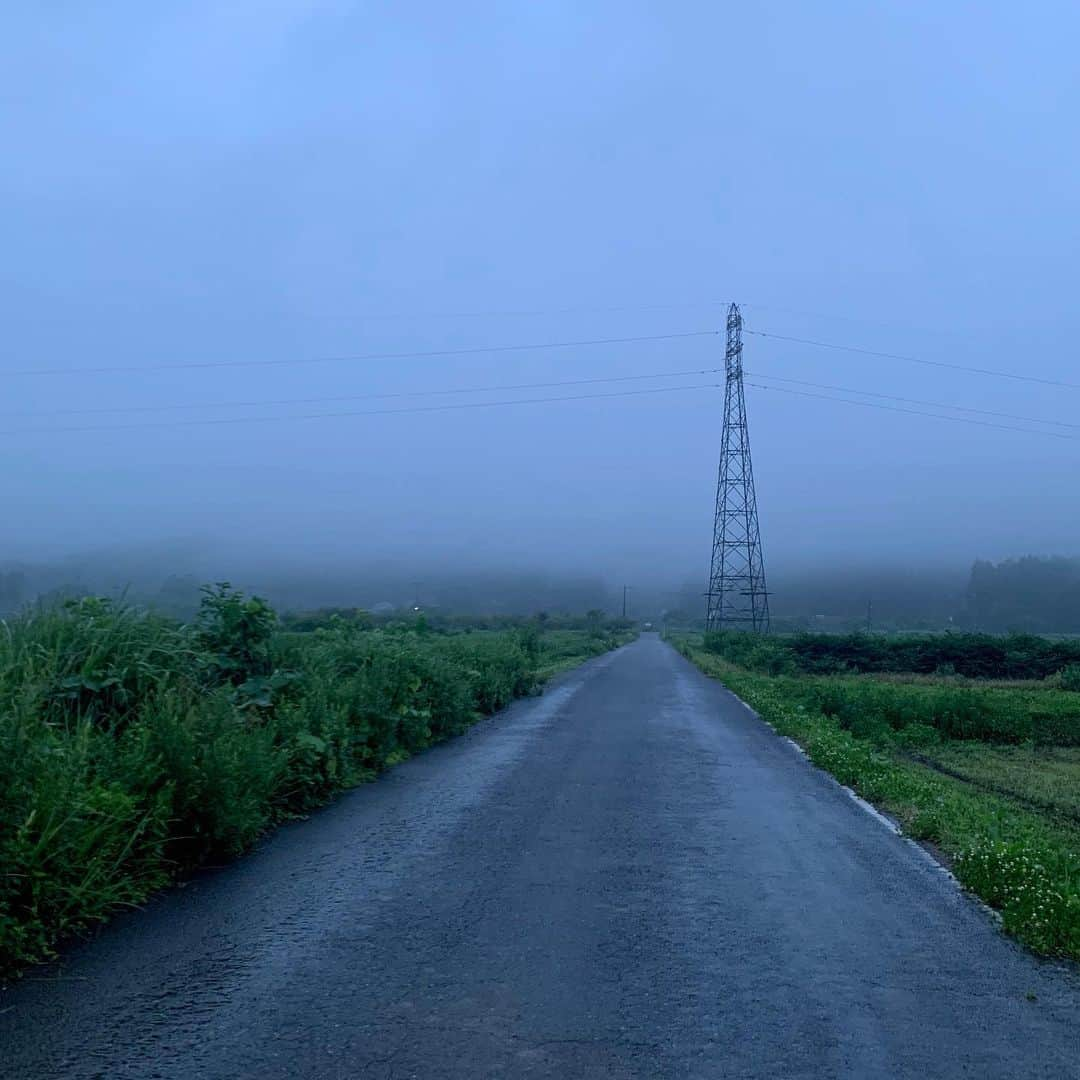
1059,664,1080,693
0,593,632,977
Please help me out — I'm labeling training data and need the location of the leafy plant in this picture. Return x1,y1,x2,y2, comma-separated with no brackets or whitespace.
194,583,277,686
704,629,1080,681
1058,663,1080,693
0,592,628,977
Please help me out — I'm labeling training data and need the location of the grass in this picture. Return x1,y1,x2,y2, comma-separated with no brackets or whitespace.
0,590,633,979
533,628,628,680
868,671,1055,691
675,637,1080,961
702,632,1080,746
911,744,1080,824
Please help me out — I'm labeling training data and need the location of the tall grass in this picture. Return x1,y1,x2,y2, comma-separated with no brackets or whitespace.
805,678,1080,746
702,632,1080,746
703,629,1080,680
0,590,627,977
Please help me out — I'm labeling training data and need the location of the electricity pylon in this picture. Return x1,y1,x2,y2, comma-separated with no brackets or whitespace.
705,303,770,632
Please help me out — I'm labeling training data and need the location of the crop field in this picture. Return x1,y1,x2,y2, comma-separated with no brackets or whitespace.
676,631,1080,960
0,588,633,978
911,743,1080,824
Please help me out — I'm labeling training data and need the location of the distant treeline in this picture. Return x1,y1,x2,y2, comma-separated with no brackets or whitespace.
4,552,1080,631
665,556,1080,634
0,560,627,621
966,556,1080,634
660,568,961,631
280,607,634,634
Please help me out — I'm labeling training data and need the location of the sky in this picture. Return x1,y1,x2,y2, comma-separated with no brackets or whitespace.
2,2,1079,591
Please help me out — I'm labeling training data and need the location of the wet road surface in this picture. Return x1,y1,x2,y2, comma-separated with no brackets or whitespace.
2,634,1078,1079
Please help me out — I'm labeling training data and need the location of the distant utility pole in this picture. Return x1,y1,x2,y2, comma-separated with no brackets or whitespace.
705,303,770,633
866,596,873,634
622,585,631,619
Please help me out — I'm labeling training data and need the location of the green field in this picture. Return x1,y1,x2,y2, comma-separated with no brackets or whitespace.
911,743,1080,824
0,589,633,978
675,631,1080,961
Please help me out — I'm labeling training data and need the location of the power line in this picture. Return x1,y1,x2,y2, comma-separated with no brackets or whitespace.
744,371,1080,430
0,329,719,379
0,382,723,437
740,301,954,338
351,299,731,320
745,328,1080,391
5,364,1073,443
744,380,1078,441
0,366,726,419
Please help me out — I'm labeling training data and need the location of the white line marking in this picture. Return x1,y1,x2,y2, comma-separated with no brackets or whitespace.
782,736,808,758
722,685,1003,924
844,790,902,835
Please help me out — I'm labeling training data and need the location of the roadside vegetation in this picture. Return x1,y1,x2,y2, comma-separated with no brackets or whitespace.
0,588,633,978
674,630,1080,961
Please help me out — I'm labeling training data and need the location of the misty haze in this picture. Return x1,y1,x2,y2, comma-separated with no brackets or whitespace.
4,6,1079,622
2,6,1078,1079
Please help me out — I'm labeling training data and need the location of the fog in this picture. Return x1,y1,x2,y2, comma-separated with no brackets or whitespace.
3,4,1079,615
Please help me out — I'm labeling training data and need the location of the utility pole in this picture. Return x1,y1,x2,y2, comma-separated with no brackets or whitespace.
622,585,631,619
705,303,770,633
866,596,873,634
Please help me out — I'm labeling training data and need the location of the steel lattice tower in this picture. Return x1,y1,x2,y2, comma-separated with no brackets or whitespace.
705,303,770,632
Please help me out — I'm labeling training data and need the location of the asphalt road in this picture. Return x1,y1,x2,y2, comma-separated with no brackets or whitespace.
2,634,1078,1079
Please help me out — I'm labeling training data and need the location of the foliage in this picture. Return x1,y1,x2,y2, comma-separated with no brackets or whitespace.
0,598,197,732
703,629,1080,681
806,679,1080,746
701,632,1080,746
0,594,630,978
955,840,1080,954
194,583,277,686
279,606,636,636
278,607,375,633
1059,663,1080,693
967,555,1080,634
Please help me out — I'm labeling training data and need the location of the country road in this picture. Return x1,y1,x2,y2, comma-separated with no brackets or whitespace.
2,634,1077,1079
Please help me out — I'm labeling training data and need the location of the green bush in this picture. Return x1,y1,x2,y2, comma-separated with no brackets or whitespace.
0,593,619,977
0,598,196,732
1059,663,1080,692
704,629,1080,681
194,582,277,686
